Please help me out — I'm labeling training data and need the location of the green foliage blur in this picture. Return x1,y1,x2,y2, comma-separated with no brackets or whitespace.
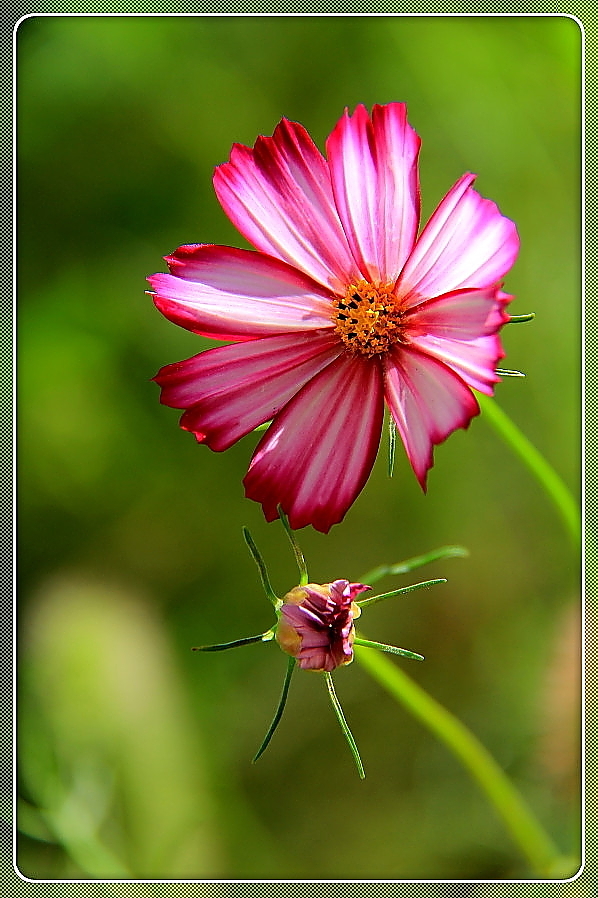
18,15,580,880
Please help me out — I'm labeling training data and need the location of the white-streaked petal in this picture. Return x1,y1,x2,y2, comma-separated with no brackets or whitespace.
244,354,384,533
407,333,505,395
327,103,421,283
153,331,343,451
384,346,479,487
404,286,510,393
213,118,359,291
148,244,336,340
398,173,519,299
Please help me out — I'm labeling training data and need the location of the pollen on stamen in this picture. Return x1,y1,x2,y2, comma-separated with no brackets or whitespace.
332,280,406,357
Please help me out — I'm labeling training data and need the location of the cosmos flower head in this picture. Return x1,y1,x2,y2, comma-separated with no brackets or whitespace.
149,103,520,532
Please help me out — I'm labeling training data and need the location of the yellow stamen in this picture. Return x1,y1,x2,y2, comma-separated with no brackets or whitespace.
332,280,406,357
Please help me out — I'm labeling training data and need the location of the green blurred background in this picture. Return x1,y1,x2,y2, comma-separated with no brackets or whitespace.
17,15,580,880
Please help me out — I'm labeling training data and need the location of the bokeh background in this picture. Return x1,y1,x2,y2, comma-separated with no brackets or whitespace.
17,15,580,880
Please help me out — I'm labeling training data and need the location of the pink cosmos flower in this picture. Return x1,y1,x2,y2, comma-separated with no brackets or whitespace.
149,103,519,532
275,580,369,672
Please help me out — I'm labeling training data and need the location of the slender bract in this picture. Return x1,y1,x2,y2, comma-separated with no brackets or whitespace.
253,657,296,763
242,527,279,608
356,578,446,609
325,673,365,779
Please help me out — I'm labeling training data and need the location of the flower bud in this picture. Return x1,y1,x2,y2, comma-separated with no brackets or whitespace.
276,579,370,672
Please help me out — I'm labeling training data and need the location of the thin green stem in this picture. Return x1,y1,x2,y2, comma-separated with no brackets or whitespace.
355,645,566,877
253,656,296,762
242,527,280,608
357,578,446,609
325,673,365,779
278,508,309,586
360,546,468,586
477,394,580,549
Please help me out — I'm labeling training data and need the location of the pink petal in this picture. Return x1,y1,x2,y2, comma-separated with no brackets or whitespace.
148,244,336,340
404,287,511,394
398,173,520,299
383,346,480,488
213,119,359,291
408,334,505,395
281,604,328,638
153,331,343,451
326,103,421,283
244,354,384,532
405,286,510,338
331,580,371,603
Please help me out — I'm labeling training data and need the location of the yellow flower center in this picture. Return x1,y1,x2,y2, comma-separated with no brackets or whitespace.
332,280,406,357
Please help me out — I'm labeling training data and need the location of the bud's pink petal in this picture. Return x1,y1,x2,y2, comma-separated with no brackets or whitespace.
276,580,370,672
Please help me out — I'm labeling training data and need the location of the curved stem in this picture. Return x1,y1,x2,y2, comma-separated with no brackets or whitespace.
278,508,309,586
477,394,580,549
355,644,567,877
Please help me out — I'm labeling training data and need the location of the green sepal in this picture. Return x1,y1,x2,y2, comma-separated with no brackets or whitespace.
325,672,365,779
278,506,309,586
496,368,525,377
354,636,424,661
356,578,446,609
192,630,274,652
242,526,281,609
507,313,535,324
253,656,296,763
359,546,467,586
253,420,272,432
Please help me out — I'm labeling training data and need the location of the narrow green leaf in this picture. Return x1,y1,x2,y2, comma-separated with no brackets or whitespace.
360,546,468,586
357,578,446,609
325,673,365,779
354,636,424,661
242,527,280,607
477,394,580,550
192,631,273,652
278,507,309,586
253,656,296,763
354,646,566,877
253,420,272,432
